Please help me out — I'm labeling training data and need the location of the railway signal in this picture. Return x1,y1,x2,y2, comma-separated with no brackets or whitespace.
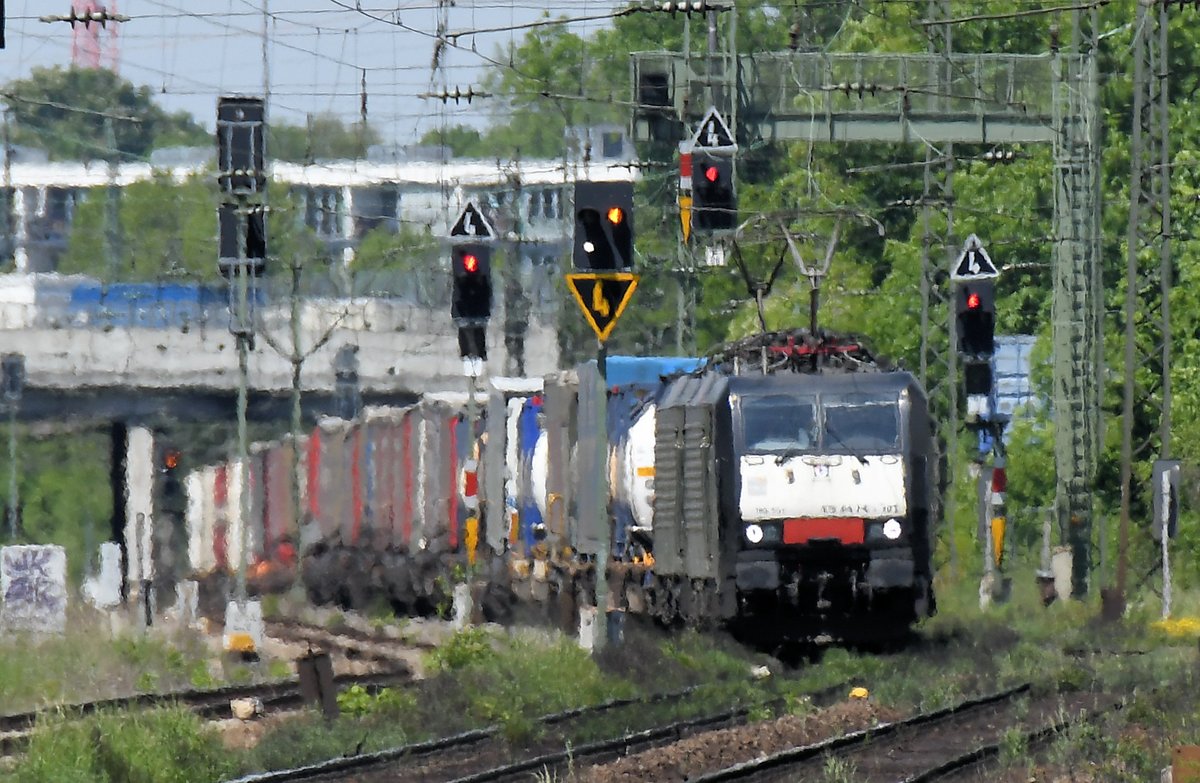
449,202,495,364
158,444,185,515
451,244,493,323
691,150,736,232
956,280,996,357
574,181,635,270
957,280,996,426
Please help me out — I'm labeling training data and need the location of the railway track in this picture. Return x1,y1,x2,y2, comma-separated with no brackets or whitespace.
689,683,1115,782
264,619,438,666
0,669,411,757
225,680,854,783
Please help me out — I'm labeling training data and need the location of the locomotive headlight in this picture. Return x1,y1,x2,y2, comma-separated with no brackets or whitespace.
882,518,903,540
744,524,765,544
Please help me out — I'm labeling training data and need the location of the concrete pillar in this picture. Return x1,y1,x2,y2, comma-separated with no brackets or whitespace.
578,605,597,653
451,582,472,630
124,426,155,602
340,185,354,265
12,188,28,272
110,422,128,600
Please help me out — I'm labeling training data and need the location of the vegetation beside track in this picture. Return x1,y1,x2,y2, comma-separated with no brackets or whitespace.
5,564,1200,781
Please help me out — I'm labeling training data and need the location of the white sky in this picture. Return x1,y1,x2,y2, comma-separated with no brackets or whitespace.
3,1,623,145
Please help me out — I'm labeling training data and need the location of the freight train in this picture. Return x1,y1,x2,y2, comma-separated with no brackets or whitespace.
183,331,938,648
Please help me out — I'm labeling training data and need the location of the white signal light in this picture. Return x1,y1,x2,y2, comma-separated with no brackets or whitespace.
745,523,764,544
583,241,596,253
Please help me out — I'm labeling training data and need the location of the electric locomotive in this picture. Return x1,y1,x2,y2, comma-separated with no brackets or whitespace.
727,370,937,645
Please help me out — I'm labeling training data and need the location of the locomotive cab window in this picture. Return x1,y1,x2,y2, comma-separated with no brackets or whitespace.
739,394,818,453
822,394,900,452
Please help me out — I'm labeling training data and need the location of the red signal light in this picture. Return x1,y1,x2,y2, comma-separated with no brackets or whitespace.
991,467,1007,494
704,166,719,183
967,292,981,310
463,254,479,273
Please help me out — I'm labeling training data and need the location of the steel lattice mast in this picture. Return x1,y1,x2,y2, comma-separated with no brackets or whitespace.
1050,8,1102,597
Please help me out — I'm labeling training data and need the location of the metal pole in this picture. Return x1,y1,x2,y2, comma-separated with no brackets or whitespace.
809,279,818,336
6,401,15,541
1117,3,1148,605
2,112,10,269
290,254,303,587
593,340,609,652
234,204,251,604
1161,468,1171,620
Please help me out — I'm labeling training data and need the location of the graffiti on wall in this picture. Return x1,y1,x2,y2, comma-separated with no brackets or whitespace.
1,545,68,633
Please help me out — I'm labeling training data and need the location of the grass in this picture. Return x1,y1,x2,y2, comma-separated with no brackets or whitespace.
1,706,235,783
0,611,222,714
10,552,1200,781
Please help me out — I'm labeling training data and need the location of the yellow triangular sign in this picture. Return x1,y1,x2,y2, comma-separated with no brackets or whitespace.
565,272,639,342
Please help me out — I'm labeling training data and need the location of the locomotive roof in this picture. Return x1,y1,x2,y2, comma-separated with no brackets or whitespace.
727,370,922,397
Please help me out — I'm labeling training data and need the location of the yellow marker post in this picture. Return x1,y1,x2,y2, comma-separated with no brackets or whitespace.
990,516,1006,568
679,195,692,243
465,516,479,566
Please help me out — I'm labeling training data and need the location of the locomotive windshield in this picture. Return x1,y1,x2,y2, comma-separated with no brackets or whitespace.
740,394,818,452
823,394,900,451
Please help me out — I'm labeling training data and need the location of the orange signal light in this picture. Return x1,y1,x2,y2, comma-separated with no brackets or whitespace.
463,254,479,273
606,207,624,225
164,451,181,470
967,292,981,310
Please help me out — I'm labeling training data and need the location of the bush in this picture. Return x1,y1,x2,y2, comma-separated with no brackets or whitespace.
427,627,497,671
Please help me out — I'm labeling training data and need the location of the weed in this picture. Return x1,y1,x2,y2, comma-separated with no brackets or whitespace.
427,627,496,671
267,659,292,680
336,685,418,718
188,661,217,690
820,753,857,782
337,684,376,718
999,726,1028,764
1055,663,1090,693
9,707,234,783
260,593,282,619
747,704,774,722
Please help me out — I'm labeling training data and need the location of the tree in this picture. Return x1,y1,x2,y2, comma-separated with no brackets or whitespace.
60,172,325,282
417,125,487,158
2,67,207,161
269,113,380,162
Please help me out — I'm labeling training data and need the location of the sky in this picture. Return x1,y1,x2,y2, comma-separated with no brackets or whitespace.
2,1,623,145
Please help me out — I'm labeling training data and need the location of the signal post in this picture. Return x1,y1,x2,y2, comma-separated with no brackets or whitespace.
216,96,267,655
951,235,1010,607
448,201,494,600
566,180,637,653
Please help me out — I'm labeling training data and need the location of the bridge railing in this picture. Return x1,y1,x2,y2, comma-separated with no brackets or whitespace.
0,267,561,333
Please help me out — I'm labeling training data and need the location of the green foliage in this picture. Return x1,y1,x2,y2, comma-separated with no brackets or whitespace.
452,632,623,744
820,754,858,783
417,125,487,157
3,430,112,584
59,174,325,282
999,726,1029,766
269,113,380,162
2,67,207,161
335,685,417,719
9,707,235,783
427,627,497,671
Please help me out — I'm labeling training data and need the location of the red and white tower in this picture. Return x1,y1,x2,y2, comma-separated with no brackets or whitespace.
70,1,121,72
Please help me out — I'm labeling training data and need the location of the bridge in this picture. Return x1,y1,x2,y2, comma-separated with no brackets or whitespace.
0,274,559,423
